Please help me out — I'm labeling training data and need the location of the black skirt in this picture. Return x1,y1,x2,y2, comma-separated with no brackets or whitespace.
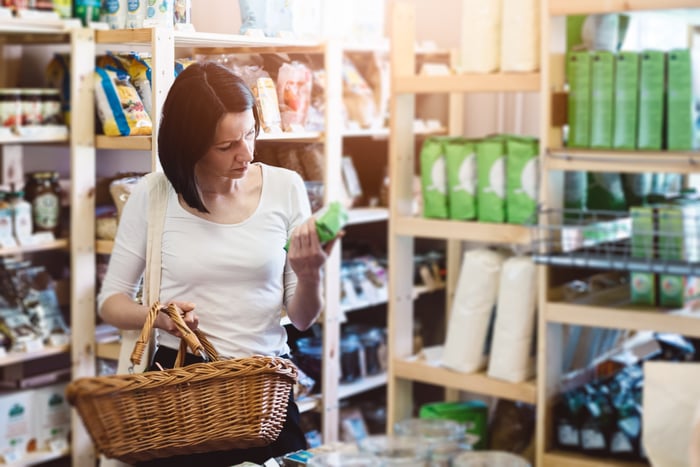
134,346,308,467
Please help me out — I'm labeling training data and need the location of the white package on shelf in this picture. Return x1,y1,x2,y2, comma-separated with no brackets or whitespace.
460,0,502,73
500,0,539,72
442,248,505,373
487,256,537,383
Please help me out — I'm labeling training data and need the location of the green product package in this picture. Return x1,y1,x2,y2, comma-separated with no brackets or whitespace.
419,401,488,450
563,171,588,216
284,201,348,251
666,49,695,150
566,51,592,148
657,201,700,308
637,50,665,150
444,138,477,220
590,51,615,148
622,173,652,207
476,138,506,223
73,0,102,25
506,136,539,224
612,52,640,150
420,137,449,219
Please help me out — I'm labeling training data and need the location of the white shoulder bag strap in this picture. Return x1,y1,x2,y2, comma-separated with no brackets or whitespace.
101,172,169,467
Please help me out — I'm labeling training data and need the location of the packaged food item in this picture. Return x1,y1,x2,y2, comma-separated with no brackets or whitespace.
45,54,71,126
276,61,312,132
24,171,61,237
73,0,101,25
126,0,146,28
112,52,153,117
94,66,152,136
102,0,126,29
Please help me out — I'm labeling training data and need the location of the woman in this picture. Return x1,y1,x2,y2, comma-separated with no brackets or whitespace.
98,61,338,466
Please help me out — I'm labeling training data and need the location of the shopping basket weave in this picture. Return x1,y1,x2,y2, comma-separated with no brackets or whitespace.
66,302,298,464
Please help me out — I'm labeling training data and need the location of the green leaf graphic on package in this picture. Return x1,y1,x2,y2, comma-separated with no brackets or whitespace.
284,201,348,251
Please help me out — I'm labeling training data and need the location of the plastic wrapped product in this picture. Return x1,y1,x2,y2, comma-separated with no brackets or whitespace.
94,66,152,136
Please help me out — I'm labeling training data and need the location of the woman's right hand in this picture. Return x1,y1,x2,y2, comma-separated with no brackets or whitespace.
153,301,198,337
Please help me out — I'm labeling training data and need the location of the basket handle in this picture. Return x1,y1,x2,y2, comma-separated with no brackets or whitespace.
131,302,220,368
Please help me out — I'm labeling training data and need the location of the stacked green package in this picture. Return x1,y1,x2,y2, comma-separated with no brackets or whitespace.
420,137,449,219
566,51,592,148
637,51,665,150
612,52,639,150
666,49,695,150
506,136,539,224
476,137,506,223
630,205,657,305
590,51,615,148
657,200,700,308
444,138,477,220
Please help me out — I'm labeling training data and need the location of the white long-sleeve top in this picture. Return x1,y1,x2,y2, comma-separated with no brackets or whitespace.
97,163,310,358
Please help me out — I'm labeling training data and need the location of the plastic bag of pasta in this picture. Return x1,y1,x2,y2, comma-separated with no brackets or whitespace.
94,66,152,136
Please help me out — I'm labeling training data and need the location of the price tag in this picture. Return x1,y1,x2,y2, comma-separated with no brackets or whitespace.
24,338,44,352
49,438,68,453
2,449,22,463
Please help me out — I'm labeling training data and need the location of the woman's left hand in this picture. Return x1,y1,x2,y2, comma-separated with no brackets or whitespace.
287,217,342,281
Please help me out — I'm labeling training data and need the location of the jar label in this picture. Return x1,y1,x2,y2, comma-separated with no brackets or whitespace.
33,193,60,231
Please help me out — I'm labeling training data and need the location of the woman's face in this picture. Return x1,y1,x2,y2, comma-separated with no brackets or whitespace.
196,110,256,180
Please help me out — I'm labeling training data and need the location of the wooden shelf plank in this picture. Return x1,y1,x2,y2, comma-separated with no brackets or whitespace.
257,131,322,142
393,358,537,404
0,344,69,367
5,449,70,466
394,73,540,94
338,372,387,400
546,148,700,174
96,27,154,44
546,301,700,338
393,216,531,244
95,239,114,255
543,451,648,467
174,30,323,51
0,125,68,144
550,0,698,16
0,239,68,256
95,341,120,360
297,395,320,413
347,207,389,226
95,135,152,151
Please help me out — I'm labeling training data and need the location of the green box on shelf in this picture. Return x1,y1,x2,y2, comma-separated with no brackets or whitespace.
657,201,700,308
506,136,539,225
637,50,665,150
630,272,657,306
476,137,506,223
420,137,449,219
612,52,640,150
666,49,695,150
420,400,488,450
630,205,658,306
566,51,592,148
444,137,477,220
590,51,615,148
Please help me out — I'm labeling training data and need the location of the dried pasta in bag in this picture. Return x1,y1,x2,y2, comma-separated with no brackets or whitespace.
112,52,153,117
95,66,153,136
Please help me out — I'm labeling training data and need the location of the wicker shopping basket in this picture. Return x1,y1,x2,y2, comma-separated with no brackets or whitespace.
66,303,298,464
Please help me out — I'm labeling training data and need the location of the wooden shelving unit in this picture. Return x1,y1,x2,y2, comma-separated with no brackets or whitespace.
0,22,96,467
536,0,700,465
386,1,542,444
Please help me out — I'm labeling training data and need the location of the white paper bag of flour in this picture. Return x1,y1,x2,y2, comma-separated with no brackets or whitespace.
442,248,505,372
487,256,537,382
460,0,502,73
500,0,540,71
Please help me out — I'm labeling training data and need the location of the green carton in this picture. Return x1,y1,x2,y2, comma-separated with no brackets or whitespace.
444,137,477,220
506,136,539,225
420,137,449,219
566,51,592,148
590,51,615,148
637,51,665,150
476,137,506,223
420,401,488,450
666,49,695,150
612,52,639,150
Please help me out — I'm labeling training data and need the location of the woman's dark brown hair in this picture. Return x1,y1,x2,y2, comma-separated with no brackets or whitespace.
158,61,260,213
